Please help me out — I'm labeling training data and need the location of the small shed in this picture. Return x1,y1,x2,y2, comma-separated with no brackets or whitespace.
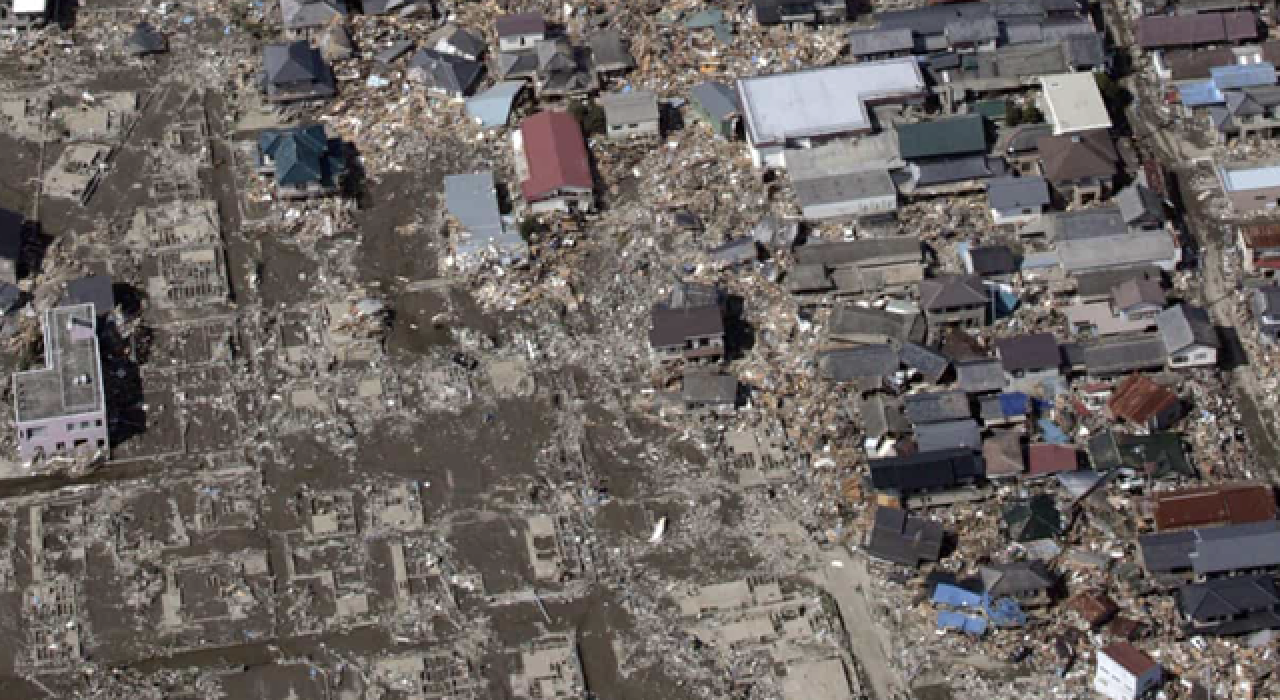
690,81,741,139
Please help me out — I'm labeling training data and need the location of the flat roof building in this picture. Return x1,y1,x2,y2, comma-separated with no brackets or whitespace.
1040,72,1112,135
736,59,927,169
12,304,109,462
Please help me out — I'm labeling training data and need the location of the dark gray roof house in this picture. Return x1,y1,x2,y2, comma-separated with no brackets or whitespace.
1040,207,1127,242
965,244,1018,277
904,390,972,425
869,448,985,494
986,175,1050,212
995,332,1061,375
955,359,1008,394
866,507,945,567
589,30,634,74
1179,575,1280,636
848,28,916,59
0,207,23,285
66,274,114,318
1082,334,1168,376
1140,521,1280,579
649,305,724,350
916,418,983,452
125,22,167,56
1157,304,1220,362
408,49,484,98
1116,183,1167,230
820,344,900,383
264,41,336,102
981,560,1055,602
860,393,911,443
919,274,988,312
900,342,951,383
682,372,739,409
428,24,486,62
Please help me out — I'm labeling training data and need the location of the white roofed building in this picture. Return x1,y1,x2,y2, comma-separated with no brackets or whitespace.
1040,72,1112,135
2,0,47,27
736,59,927,169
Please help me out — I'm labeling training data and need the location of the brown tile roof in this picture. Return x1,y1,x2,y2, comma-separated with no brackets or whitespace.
1107,374,1179,426
1101,642,1159,676
1037,130,1119,182
983,430,1025,478
1241,223,1280,251
1028,444,1079,477
1135,11,1257,50
1162,41,1280,82
1152,481,1276,531
1069,589,1119,628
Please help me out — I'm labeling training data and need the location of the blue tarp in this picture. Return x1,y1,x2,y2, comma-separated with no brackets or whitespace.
932,583,984,609
1211,62,1276,90
1178,81,1224,107
1039,418,1072,445
937,611,988,636
999,392,1031,417
986,597,1028,627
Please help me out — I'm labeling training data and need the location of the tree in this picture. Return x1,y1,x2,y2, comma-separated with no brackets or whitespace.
1020,103,1043,124
569,101,606,136
1094,72,1132,113
1005,100,1023,126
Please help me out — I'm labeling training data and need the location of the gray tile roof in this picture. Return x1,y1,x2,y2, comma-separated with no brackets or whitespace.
986,175,1050,211
690,81,741,123
1179,575,1280,624
1082,334,1168,375
916,418,982,452
848,28,916,57
589,30,634,71
1143,521,1280,576
1116,183,1167,227
860,394,910,439
280,0,345,30
682,372,738,405
828,305,925,344
904,390,972,425
429,24,486,59
900,342,951,383
599,90,660,127
980,560,1054,596
820,344,899,382
866,506,945,567
996,332,1061,373
794,168,898,210
1044,207,1127,242
919,274,987,311
1157,304,1220,353
955,359,1008,393
794,238,921,267
408,50,484,96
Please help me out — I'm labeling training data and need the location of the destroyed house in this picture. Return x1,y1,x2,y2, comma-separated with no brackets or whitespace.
1088,429,1194,480
736,59,927,169
408,49,485,99
827,305,925,346
1107,374,1180,432
1151,482,1276,532
865,506,945,568
820,344,899,384
444,172,528,268
753,0,851,25
363,0,430,16
869,448,985,496
649,304,724,363
1139,521,1280,581
690,81,741,139
257,125,347,198
65,274,114,318
1116,183,1166,231
12,304,109,462
515,111,594,213
280,0,345,33
980,560,1055,606
263,41,336,103
1178,575,1280,636
789,238,923,298
125,22,167,56
1003,494,1065,542
682,372,738,411
429,24,486,62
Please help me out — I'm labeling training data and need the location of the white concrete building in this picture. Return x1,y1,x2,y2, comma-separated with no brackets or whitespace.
1094,643,1162,700
1040,72,1112,136
737,59,927,169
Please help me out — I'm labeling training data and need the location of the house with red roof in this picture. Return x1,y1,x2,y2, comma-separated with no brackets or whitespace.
513,111,595,214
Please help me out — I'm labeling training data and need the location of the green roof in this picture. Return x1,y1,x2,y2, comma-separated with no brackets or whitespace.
971,100,1007,120
896,114,987,160
1003,494,1064,542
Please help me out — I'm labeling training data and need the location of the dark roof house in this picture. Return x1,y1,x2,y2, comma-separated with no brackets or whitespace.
257,124,347,197
1037,129,1118,182
1004,494,1065,542
125,22,167,55
408,49,485,98
263,41,336,102
896,114,988,161
995,332,1061,375
866,506,946,567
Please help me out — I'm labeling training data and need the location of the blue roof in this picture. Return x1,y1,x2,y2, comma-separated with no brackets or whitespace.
937,611,988,635
465,80,525,127
1179,81,1224,107
986,597,1027,627
1038,418,1072,445
1211,62,1276,90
